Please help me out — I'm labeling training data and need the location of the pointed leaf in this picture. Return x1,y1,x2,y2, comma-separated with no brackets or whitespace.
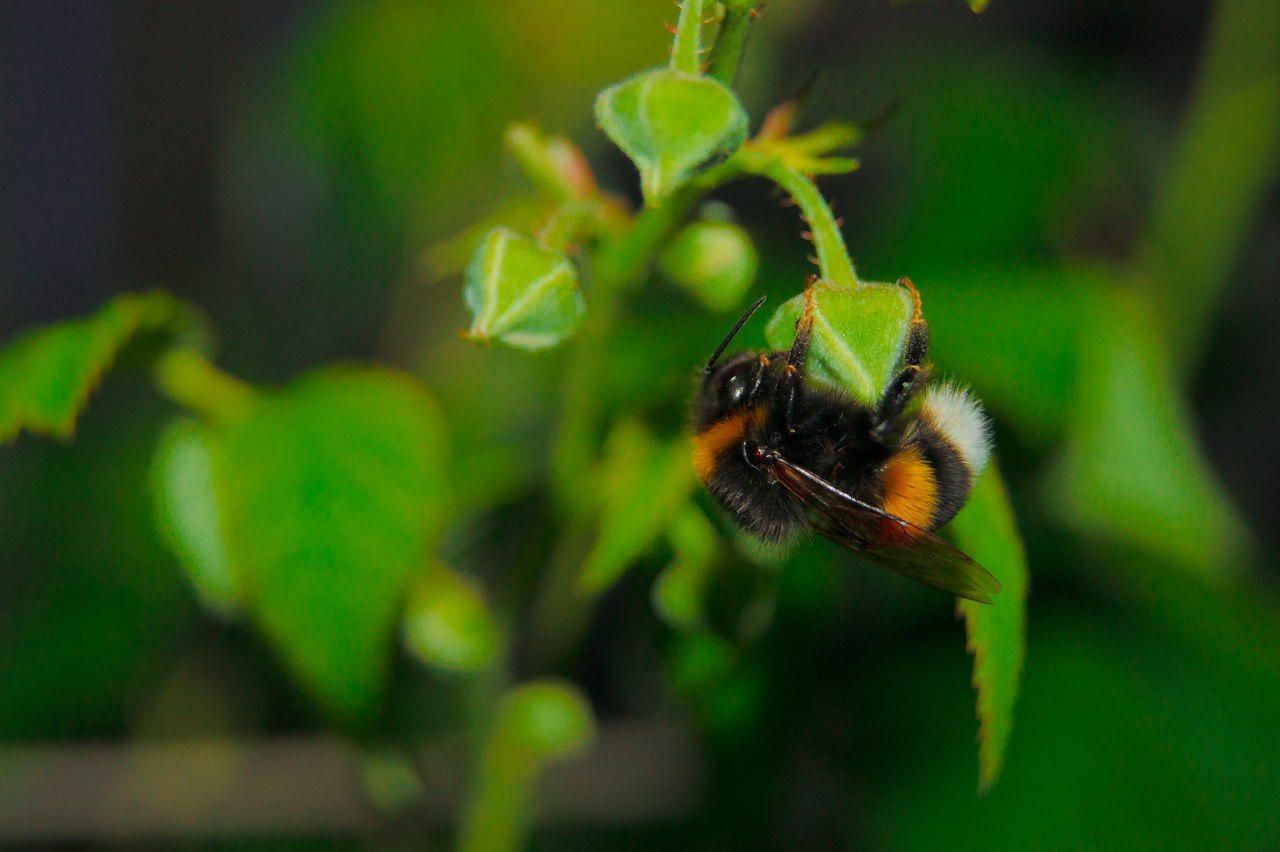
151,418,240,616
1044,293,1251,578
0,292,192,443
464,227,585,350
596,68,748,206
764,279,915,405
952,463,1028,792
213,367,451,719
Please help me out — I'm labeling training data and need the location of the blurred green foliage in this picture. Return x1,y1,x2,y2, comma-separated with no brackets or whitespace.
2,0,1278,848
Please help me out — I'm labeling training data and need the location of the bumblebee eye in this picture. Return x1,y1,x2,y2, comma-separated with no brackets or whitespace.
716,363,753,408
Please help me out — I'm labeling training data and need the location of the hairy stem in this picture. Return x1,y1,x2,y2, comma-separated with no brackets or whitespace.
707,1,758,86
670,0,706,76
746,155,860,287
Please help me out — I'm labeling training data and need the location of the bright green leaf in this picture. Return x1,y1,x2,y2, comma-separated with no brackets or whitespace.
151,418,240,617
213,367,451,720
595,68,748,206
952,463,1029,792
464,227,585,350
402,560,497,673
764,279,915,405
1044,293,1251,579
577,421,696,595
0,292,193,443
658,220,759,312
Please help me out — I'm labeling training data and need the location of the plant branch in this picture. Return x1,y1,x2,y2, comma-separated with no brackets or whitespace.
153,348,256,422
707,1,758,86
670,0,707,76
741,152,860,287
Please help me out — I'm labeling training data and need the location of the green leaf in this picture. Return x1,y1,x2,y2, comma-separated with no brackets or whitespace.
464,227,585,350
151,418,240,617
402,560,497,673
1044,293,1251,579
658,220,759,312
912,263,1111,445
595,68,748,206
968,0,991,11
764,279,915,405
576,421,695,595
652,504,719,630
0,292,192,443
951,464,1029,793
213,367,451,720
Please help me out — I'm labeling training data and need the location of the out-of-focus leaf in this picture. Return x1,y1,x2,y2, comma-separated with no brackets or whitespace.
213,367,452,720
653,504,720,630
764,279,915,405
596,68,748,206
658,221,759,312
151,418,239,617
0,293,191,443
402,560,497,673
951,464,1029,792
1139,0,1280,370
464,228,585,350
1044,293,1251,579
967,0,991,11
505,123,597,203
577,421,696,595
914,263,1111,445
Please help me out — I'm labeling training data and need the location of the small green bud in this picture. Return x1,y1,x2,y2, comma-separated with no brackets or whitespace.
764,279,916,406
498,681,595,761
595,68,748,207
402,563,497,673
464,227,585,350
658,220,758,312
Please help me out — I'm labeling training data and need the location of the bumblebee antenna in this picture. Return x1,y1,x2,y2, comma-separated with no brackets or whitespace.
704,295,767,374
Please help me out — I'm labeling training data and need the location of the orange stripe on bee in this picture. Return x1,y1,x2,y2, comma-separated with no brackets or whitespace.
880,445,938,531
693,405,762,483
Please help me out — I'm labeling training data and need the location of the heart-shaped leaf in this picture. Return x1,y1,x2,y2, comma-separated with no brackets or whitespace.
0,292,193,443
951,464,1028,792
658,220,758,312
185,366,451,720
464,227,585,350
596,68,748,206
764,279,916,406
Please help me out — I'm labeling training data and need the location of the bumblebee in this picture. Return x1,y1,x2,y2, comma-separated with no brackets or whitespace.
692,279,1000,603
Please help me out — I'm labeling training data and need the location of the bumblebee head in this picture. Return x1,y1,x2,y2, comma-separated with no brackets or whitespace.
695,351,765,430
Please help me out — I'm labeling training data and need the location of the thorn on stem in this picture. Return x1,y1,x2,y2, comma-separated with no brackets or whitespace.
664,22,677,33
806,254,820,265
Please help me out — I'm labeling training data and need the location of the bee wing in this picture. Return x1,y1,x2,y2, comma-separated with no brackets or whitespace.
767,454,1001,604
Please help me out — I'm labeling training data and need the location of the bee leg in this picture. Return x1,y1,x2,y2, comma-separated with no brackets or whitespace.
781,279,818,433
871,278,930,441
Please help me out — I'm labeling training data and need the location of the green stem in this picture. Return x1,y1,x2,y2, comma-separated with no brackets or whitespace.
707,1,757,86
1136,0,1280,373
153,348,256,421
457,742,535,852
670,0,706,76
749,156,859,287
